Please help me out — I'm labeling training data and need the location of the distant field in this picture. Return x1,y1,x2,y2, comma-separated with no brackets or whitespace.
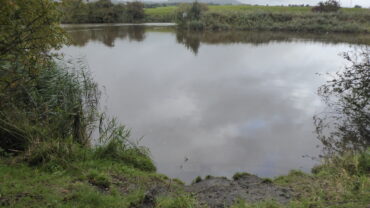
209,5,312,13
145,6,178,15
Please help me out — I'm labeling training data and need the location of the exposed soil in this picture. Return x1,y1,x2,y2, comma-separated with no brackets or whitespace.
185,174,292,208
110,172,292,208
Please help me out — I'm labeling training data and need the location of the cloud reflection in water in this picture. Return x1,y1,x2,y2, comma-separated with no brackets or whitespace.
62,25,358,183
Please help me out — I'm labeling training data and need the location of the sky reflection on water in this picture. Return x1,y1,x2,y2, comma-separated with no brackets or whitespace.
62,25,363,183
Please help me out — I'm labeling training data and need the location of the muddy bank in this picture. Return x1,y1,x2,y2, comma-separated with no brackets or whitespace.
185,173,291,207
136,173,292,208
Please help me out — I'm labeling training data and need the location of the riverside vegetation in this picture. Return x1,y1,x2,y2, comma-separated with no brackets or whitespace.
60,0,145,23
162,1,370,32
57,0,370,33
0,0,369,208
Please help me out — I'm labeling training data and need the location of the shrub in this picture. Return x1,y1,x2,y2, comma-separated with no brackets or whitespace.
312,0,341,13
315,47,370,154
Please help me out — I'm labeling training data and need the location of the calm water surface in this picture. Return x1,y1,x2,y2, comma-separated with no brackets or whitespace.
62,24,369,183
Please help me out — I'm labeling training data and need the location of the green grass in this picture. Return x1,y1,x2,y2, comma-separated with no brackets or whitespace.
145,6,177,15
156,195,201,208
145,6,177,22
229,150,370,208
1,149,369,207
0,157,186,208
208,5,312,13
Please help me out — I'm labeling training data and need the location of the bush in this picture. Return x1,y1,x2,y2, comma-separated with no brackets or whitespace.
315,47,370,154
312,0,341,13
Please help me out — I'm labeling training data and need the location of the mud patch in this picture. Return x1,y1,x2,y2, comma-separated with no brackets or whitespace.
185,174,291,208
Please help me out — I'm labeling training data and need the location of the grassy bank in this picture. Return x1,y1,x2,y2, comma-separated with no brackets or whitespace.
1,1,369,207
1,149,369,207
145,5,370,33
0,153,196,207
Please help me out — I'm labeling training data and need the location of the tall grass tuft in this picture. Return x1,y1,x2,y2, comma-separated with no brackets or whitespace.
95,118,156,172
0,58,155,171
0,60,99,153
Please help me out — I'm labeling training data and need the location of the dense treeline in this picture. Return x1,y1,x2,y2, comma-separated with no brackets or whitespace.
60,0,145,23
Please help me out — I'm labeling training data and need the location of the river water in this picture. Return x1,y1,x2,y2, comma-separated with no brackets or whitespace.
61,24,369,183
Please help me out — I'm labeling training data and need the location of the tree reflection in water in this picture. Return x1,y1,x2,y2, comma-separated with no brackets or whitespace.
66,25,146,47
65,25,370,53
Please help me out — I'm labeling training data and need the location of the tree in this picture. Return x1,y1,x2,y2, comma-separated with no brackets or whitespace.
315,47,370,154
175,2,208,25
0,0,67,92
312,0,341,13
125,1,145,22
60,0,89,23
88,0,118,23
